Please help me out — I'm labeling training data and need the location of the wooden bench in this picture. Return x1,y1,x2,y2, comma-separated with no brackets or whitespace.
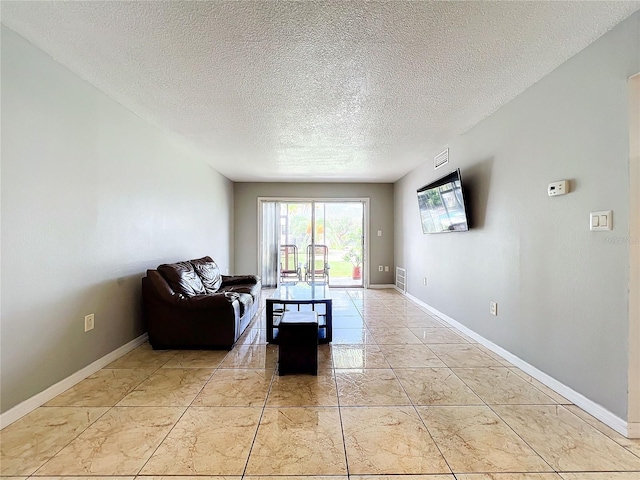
277,311,318,375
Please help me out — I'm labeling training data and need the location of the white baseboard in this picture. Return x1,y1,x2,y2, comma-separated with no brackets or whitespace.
368,284,396,289
404,292,631,438
0,333,148,429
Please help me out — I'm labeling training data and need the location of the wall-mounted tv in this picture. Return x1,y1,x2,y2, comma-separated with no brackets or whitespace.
417,168,469,233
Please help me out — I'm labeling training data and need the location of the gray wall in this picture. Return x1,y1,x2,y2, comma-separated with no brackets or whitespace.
234,183,394,285
394,12,640,419
1,26,234,413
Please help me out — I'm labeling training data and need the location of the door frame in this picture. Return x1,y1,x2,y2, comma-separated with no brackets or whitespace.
628,73,639,438
257,197,371,288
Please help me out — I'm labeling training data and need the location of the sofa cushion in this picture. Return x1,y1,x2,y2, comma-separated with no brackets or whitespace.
190,256,223,294
157,261,207,297
220,284,260,302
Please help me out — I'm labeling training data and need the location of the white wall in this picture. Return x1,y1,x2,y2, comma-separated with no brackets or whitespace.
395,12,640,420
233,182,395,285
0,25,234,413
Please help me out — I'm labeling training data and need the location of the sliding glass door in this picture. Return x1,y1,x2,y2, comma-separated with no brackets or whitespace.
260,199,365,288
317,202,364,287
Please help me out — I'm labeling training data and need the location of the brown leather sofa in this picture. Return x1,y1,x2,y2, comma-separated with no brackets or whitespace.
142,256,261,349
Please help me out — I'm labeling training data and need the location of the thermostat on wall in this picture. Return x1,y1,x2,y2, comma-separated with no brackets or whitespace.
548,180,568,196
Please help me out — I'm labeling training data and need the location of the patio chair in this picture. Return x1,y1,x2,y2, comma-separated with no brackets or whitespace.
304,244,330,283
280,244,301,282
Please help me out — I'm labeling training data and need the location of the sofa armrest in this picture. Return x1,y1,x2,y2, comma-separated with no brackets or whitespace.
222,275,260,286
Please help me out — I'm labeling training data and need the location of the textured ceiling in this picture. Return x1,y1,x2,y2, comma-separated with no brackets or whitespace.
2,1,639,182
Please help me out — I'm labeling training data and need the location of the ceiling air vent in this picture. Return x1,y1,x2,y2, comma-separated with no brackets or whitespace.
434,148,449,170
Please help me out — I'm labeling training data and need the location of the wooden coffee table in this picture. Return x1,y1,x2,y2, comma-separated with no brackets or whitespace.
266,282,332,344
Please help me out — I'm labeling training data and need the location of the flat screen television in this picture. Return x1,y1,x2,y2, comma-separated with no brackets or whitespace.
417,168,470,233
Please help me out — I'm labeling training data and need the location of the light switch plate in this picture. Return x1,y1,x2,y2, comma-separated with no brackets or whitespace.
590,210,612,231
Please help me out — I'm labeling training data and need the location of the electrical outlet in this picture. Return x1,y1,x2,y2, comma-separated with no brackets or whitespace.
84,314,95,332
490,302,498,316
384,266,389,272
378,265,383,272
423,277,427,286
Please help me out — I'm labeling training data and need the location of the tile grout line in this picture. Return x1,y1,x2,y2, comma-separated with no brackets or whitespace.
133,344,228,476
240,361,276,477
483,401,559,475
376,290,562,477
28,350,178,477
561,406,640,462
413,317,559,476
333,289,370,477
388,355,456,476
446,363,557,474
27,404,113,477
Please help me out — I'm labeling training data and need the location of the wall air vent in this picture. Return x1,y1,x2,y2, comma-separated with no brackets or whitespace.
434,148,449,169
395,267,406,293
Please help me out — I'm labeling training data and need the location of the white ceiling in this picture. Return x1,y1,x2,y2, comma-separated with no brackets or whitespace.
2,1,639,182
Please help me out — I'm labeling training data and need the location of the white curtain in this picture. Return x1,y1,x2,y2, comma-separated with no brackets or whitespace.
261,201,279,287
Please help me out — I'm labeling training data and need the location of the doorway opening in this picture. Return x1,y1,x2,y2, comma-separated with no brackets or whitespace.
259,199,368,288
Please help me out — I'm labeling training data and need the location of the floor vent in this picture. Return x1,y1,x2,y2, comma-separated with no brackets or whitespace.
434,148,449,169
395,267,407,293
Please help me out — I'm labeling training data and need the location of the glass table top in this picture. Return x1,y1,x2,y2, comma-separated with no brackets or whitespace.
269,282,332,301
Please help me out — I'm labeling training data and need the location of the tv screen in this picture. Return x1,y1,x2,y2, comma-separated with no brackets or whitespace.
417,168,469,233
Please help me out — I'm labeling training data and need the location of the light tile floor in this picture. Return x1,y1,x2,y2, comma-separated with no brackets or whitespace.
2,288,640,479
